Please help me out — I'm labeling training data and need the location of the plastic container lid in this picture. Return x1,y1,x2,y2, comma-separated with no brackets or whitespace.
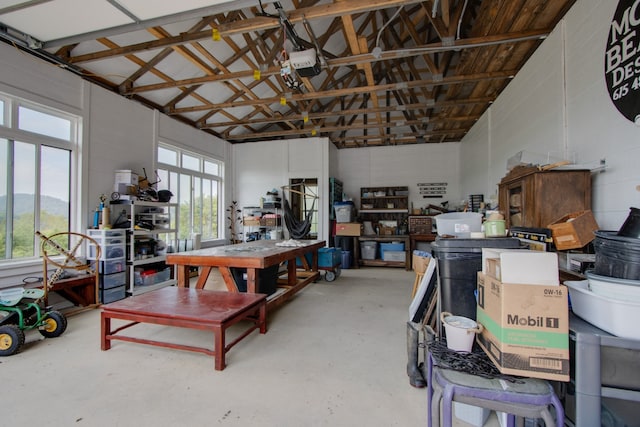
431,236,522,252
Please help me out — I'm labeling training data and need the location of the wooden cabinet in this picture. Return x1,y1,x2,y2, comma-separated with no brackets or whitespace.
498,167,592,229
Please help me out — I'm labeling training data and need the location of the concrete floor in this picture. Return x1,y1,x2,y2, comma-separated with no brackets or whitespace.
3,267,435,426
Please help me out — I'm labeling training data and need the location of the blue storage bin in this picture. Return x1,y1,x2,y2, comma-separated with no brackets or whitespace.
318,247,341,268
380,242,405,259
297,248,342,268
341,250,352,269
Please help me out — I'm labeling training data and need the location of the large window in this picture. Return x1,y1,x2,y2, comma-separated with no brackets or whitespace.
157,144,223,242
0,96,79,262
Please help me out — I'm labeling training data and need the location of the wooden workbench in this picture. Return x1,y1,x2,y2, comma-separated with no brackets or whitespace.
166,239,325,310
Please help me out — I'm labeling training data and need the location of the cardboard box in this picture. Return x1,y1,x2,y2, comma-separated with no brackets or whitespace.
547,210,599,250
412,253,430,273
260,216,281,227
336,222,362,236
476,273,569,381
114,169,138,186
379,226,396,235
482,249,559,286
243,216,260,226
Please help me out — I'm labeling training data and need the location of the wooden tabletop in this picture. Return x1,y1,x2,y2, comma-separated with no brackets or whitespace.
102,286,266,323
165,239,325,269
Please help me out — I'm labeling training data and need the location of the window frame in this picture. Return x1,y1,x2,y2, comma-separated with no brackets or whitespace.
156,142,224,244
0,92,81,266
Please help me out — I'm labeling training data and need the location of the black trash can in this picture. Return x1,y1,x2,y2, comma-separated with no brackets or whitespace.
334,235,353,252
431,237,522,321
230,265,280,295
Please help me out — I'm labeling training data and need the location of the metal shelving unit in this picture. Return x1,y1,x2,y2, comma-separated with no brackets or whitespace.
561,314,640,426
110,200,177,295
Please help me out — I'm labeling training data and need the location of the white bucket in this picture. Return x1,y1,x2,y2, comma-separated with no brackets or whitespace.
269,230,281,240
441,312,483,352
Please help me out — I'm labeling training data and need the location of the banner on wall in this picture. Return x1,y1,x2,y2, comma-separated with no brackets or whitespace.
605,0,640,124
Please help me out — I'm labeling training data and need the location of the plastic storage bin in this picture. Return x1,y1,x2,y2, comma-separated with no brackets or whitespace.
431,237,522,320
100,285,126,304
100,271,126,290
87,229,126,239
382,250,405,262
380,242,405,259
341,250,351,269
334,236,353,252
136,268,172,286
89,242,125,260
360,241,377,260
334,202,354,223
565,280,640,340
154,267,171,284
434,212,482,238
318,247,341,268
98,257,126,274
298,248,341,268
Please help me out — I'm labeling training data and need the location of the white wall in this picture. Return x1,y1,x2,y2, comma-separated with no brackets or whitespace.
232,137,330,242
0,42,230,286
336,143,462,211
460,0,640,230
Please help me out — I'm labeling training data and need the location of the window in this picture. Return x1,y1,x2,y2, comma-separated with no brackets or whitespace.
0,96,79,262
157,144,223,242
18,105,73,140
0,99,5,126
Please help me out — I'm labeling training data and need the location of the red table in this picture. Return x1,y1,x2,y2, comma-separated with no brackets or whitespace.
101,286,267,370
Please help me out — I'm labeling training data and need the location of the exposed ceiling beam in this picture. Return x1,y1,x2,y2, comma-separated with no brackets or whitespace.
168,70,513,114
63,0,425,64
121,30,544,96
201,100,489,128
227,124,465,141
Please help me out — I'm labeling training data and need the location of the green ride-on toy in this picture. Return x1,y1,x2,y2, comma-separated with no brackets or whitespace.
0,287,67,356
